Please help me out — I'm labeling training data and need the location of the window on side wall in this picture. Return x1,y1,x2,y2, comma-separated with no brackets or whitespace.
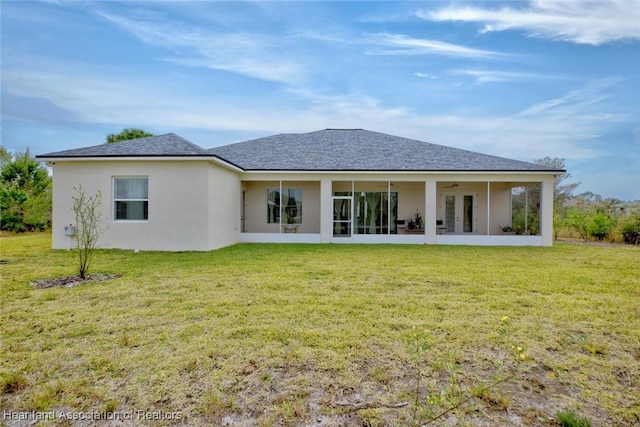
267,188,302,224
114,177,148,221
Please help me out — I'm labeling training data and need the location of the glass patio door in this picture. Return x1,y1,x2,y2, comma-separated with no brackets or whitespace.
444,194,475,233
332,196,352,237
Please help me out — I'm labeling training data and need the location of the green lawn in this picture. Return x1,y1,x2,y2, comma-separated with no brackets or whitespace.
1,233,639,426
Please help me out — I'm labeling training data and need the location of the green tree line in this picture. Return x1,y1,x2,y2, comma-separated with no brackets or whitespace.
0,147,52,232
558,194,640,244
512,157,639,244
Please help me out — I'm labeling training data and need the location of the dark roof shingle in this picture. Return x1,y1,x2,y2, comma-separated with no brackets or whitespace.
37,129,563,172
38,133,207,157
208,129,562,172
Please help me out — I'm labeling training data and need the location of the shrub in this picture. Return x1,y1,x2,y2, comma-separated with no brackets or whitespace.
586,213,613,241
615,212,640,244
565,208,589,240
71,186,104,278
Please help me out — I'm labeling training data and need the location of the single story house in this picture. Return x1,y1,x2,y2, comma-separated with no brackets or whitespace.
37,129,563,250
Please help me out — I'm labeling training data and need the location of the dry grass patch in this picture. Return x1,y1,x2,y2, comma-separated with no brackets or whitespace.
1,233,639,425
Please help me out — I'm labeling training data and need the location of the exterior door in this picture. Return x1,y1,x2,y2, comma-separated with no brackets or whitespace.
444,194,475,234
332,196,352,237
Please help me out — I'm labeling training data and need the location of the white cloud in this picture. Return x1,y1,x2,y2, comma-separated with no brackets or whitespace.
519,77,625,116
357,10,417,24
414,73,438,80
95,11,306,84
450,69,555,85
420,0,640,45
366,33,502,58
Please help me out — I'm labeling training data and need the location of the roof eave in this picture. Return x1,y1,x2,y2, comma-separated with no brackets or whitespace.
36,154,204,159
36,155,244,173
241,168,564,174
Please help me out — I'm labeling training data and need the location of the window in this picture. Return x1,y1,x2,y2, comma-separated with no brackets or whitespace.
267,188,302,224
354,191,398,234
114,177,148,220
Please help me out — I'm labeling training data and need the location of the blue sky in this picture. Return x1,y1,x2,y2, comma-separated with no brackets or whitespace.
2,1,639,200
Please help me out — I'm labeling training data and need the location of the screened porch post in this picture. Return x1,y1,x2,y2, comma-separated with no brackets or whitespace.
387,180,391,235
525,186,529,232
487,181,491,236
279,180,283,233
425,179,437,244
541,178,554,246
320,179,332,243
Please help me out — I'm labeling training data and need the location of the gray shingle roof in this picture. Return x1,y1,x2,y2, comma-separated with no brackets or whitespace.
37,133,208,157
208,129,562,172
37,129,563,172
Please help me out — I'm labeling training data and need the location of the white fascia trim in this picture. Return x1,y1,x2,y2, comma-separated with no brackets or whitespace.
240,170,559,182
38,156,244,173
242,169,559,176
208,157,244,173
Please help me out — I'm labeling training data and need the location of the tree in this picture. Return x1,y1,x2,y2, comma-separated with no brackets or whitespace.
533,157,580,210
106,128,154,144
0,146,11,167
0,148,52,232
71,186,104,278
530,157,581,239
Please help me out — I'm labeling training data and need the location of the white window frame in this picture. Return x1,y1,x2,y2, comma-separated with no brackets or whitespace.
113,176,149,222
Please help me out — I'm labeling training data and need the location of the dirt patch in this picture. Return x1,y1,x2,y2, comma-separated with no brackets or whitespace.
30,273,122,289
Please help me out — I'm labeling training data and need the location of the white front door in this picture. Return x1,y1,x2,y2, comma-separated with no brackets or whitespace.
443,194,476,234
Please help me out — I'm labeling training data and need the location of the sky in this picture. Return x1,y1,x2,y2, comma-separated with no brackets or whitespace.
1,0,639,200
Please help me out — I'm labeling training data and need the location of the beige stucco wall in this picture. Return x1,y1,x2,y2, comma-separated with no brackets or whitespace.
209,165,241,249
51,160,237,251
241,181,321,233
489,182,513,233
395,182,425,224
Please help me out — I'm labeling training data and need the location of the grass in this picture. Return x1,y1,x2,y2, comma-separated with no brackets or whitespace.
556,409,591,427
1,232,639,425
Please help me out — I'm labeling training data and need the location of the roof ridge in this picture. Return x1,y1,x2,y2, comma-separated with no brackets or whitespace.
163,133,207,153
